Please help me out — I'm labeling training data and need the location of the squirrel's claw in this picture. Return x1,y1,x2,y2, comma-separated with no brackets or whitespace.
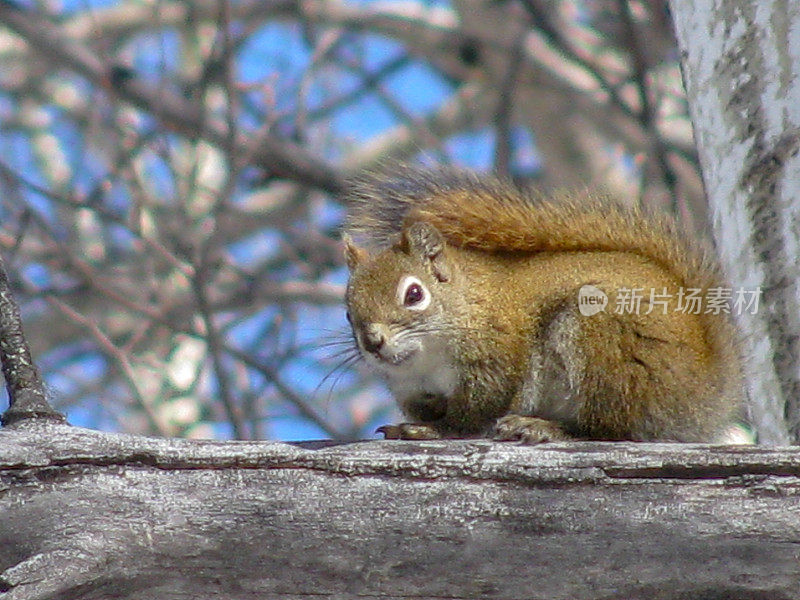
376,423,442,440
492,415,571,444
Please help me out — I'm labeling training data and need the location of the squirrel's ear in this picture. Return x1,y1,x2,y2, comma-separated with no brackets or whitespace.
343,234,369,270
403,221,450,282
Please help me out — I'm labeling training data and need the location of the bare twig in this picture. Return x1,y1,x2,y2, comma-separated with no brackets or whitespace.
46,297,169,436
191,270,247,440
494,31,526,178
0,251,65,426
616,0,679,209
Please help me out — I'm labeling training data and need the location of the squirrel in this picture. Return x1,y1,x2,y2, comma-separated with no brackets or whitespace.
342,167,745,443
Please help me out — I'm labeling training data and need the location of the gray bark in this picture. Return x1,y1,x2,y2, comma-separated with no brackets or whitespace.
2,420,800,599
669,1,800,444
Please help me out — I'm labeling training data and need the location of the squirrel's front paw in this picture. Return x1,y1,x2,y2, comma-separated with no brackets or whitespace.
376,423,442,440
493,415,570,444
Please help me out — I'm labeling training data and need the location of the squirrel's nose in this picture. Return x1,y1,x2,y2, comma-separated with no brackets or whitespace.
362,327,385,354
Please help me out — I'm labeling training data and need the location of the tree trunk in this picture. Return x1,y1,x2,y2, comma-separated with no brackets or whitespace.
669,1,800,444
2,420,800,600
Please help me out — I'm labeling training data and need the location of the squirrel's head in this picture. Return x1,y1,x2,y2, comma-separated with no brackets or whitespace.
343,221,453,371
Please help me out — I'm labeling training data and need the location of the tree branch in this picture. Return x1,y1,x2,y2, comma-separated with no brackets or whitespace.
2,427,799,599
0,250,64,426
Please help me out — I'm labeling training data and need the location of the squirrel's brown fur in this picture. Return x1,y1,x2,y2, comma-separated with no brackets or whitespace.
343,167,745,443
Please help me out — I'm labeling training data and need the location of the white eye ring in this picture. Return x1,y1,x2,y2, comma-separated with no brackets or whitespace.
396,275,431,311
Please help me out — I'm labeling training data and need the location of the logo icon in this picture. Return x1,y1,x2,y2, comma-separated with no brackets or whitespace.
578,285,608,316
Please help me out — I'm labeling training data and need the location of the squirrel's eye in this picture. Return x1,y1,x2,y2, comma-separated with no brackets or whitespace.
397,276,430,311
404,283,424,306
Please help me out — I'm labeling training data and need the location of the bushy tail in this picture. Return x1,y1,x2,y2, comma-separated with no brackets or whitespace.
344,167,721,292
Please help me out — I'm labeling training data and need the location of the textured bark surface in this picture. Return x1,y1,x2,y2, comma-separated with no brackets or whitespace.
670,1,800,444
2,420,800,600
